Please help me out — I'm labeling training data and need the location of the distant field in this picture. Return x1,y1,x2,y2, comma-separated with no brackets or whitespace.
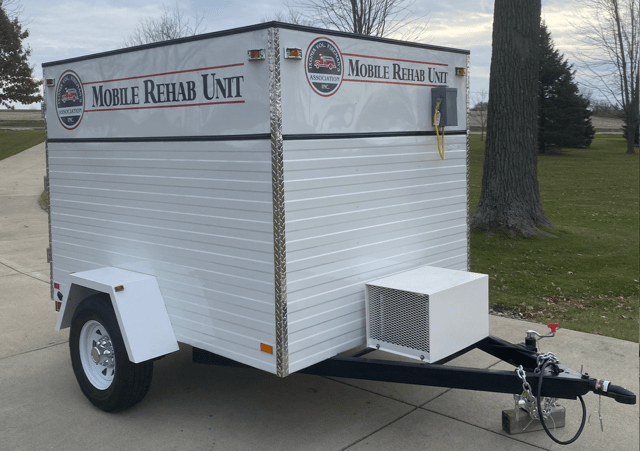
469,111,624,133
0,109,42,121
0,109,44,128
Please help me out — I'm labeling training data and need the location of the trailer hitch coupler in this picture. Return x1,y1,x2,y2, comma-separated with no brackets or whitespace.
590,379,636,405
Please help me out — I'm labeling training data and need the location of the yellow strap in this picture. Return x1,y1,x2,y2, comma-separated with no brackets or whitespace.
434,104,445,160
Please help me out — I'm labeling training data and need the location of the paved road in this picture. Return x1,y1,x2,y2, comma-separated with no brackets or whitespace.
0,143,637,450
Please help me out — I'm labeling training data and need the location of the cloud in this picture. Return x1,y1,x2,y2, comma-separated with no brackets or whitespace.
541,3,583,54
422,10,494,94
25,1,164,72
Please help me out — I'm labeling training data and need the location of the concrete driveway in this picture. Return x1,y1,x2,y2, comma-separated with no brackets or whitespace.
1,143,637,450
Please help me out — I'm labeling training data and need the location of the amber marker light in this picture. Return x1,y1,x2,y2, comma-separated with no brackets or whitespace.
285,48,302,59
455,67,466,76
260,343,273,354
248,49,265,60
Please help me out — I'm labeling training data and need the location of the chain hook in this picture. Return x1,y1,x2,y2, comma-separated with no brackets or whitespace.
514,354,558,422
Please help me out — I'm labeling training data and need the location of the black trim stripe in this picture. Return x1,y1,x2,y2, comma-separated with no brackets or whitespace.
47,130,468,144
47,134,271,144
283,130,467,141
46,130,467,144
43,22,469,68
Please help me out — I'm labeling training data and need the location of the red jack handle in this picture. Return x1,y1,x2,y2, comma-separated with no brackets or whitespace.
547,323,559,333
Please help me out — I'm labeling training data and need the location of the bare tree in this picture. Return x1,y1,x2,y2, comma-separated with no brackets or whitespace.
0,0,35,26
572,0,639,154
1,0,19,16
590,99,624,116
471,89,488,141
289,0,428,41
263,8,313,26
123,2,205,47
470,0,552,236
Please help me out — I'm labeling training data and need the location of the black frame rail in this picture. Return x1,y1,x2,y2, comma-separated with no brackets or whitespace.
193,335,636,405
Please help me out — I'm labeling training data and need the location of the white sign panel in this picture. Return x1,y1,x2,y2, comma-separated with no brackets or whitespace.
45,30,271,140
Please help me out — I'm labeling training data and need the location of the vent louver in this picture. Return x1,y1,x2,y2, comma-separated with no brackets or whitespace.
367,286,429,353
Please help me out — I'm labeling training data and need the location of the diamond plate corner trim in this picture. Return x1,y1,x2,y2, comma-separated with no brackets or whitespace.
466,54,471,272
44,86,54,299
269,27,289,377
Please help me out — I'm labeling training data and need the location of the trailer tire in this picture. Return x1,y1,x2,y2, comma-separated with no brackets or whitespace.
69,294,153,412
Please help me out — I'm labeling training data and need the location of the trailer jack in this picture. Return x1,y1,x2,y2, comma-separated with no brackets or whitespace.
194,332,636,446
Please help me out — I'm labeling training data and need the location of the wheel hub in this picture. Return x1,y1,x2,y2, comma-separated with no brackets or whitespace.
91,336,115,368
91,347,100,364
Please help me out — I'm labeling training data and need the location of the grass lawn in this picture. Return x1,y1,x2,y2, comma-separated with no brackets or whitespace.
0,129,45,161
469,134,639,342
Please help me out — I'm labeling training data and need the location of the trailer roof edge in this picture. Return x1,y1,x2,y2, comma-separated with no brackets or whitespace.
42,21,470,68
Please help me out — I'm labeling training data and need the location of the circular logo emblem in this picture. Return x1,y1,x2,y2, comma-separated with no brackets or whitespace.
56,70,84,130
305,37,343,97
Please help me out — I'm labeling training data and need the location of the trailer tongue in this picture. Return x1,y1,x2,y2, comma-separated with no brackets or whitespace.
196,326,635,445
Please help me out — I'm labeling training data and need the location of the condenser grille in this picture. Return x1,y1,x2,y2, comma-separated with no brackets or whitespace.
367,286,429,353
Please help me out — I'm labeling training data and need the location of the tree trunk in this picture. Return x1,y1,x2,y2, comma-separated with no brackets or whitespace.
625,71,639,154
470,0,552,236
626,115,639,154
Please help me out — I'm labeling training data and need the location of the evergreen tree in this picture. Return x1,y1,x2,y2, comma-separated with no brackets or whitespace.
538,23,595,153
0,2,42,108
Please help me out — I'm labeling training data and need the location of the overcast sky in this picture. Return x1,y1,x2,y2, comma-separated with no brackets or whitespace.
16,0,583,109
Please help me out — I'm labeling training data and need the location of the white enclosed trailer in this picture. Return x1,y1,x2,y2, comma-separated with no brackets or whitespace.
43,21,489,411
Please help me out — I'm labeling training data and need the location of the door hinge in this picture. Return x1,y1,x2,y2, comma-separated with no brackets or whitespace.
46,248,52,263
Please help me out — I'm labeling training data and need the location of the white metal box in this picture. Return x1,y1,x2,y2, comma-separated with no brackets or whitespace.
366,266,488,362
43,22,471,377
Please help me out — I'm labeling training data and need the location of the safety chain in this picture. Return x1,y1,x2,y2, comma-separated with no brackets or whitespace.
514,353,559,422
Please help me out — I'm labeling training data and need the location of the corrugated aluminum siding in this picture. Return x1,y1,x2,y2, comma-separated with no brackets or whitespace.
48,139,278,373
283,134,468,373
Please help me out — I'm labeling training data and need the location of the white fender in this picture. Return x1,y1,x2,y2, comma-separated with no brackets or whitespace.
57,267,179,363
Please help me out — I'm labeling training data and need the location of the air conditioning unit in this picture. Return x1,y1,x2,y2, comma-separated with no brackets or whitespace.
366,266,489,363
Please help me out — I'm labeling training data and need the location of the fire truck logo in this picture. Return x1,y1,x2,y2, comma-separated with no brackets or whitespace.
305,37,343,96
61,88,78,103
314,55,336,70
56,70,84,130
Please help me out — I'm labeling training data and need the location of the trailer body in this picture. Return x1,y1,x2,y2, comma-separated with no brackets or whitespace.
43,23,479,378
